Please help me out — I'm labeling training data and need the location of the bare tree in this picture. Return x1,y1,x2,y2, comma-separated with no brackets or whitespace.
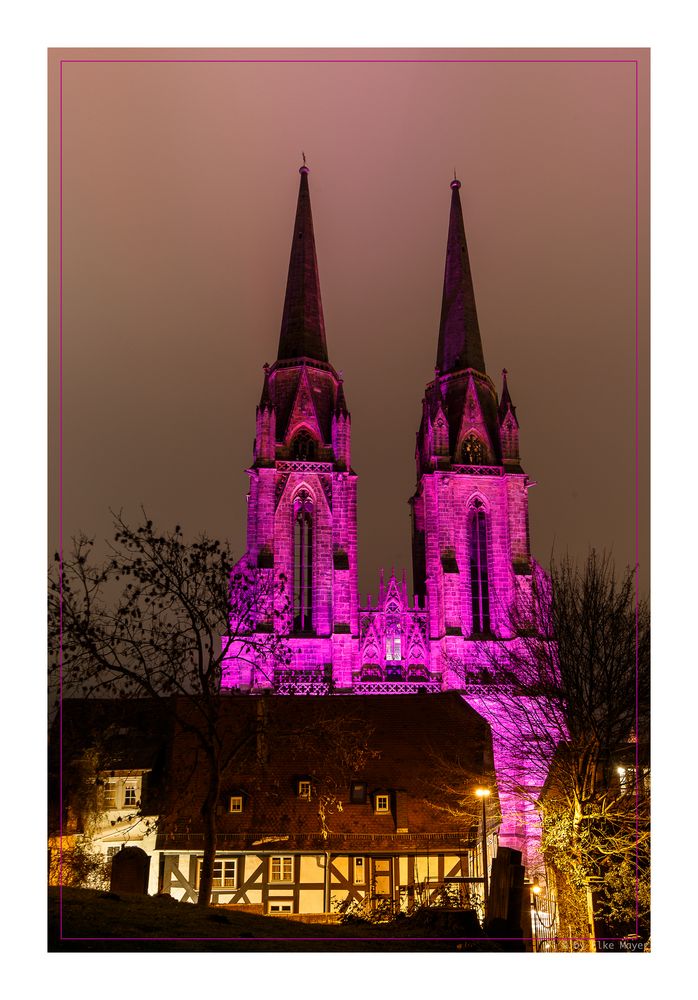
49,512,290,907
447,551,650,940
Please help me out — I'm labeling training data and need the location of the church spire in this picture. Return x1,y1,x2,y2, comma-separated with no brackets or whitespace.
277,163,329,364
436,178,486,376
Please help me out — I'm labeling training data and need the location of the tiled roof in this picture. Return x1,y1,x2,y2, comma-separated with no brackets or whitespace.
157,693,498,851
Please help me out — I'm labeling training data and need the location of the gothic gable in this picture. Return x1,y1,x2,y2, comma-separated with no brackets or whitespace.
285,367,324,448
455,374,496,465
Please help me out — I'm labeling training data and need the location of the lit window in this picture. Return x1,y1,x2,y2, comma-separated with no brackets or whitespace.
197,857,237,889
270,856,294,882
385,633,402,661
100,774,142,810
617,766,642,797
375,794,390,814
354,857,365,884
213,859,237,888
229,796,243,813
103,780,117,809
298,780,311,800
123,782,138,807
462,434,486,465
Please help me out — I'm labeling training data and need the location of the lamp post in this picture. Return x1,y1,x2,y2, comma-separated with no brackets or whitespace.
530,877,542,952
475,787,491,918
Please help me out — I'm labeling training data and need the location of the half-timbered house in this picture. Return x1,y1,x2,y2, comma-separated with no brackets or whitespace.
49,699,171,894
156,693,500,915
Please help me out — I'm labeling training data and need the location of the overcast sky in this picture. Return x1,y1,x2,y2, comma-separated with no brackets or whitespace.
48,48,649,599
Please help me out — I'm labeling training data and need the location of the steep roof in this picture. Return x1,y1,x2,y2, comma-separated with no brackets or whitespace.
276,165,329,364
436,179,486,376
157,693,499,852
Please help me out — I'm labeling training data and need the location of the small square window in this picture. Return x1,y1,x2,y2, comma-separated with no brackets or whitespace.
350,781,367,804
229,796,243,813
298,780,311,800
269,903,293,913
375,794,390,814
354,857,365,884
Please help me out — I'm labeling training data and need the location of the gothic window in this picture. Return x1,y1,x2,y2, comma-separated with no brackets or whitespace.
461,433,486,465
469,500,491,634
290,430,317,461
385,628,402,661
293,490,314,633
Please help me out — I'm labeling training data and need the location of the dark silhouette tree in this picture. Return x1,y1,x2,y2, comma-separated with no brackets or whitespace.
49,512,290,907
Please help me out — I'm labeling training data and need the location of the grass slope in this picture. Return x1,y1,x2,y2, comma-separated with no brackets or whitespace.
49,887,499,952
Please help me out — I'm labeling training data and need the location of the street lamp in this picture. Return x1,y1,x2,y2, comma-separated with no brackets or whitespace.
475,786,491,917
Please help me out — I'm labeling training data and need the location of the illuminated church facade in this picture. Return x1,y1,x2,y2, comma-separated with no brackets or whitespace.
222,165,551,864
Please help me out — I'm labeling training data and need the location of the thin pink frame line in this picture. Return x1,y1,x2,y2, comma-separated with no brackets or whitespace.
59,934,637,943
60,58,638,64
57,54,644,947
58,56,64,942
634,58,641,941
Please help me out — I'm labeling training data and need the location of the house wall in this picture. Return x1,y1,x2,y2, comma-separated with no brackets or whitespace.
158,850,481,914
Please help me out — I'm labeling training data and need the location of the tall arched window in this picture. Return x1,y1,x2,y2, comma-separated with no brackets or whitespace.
385,627,402,662
293,490,314,632
469,500,490,634
290,431,317,461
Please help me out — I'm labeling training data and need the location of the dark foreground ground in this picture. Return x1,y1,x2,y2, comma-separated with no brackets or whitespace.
49,888,518,952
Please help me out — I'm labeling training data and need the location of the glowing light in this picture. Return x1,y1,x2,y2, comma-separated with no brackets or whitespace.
475,787,491,798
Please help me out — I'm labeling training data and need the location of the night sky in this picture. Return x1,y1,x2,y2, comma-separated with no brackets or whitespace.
48,48,649,600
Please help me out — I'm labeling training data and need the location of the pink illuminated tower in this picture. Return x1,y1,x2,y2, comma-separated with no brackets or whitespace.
222,167,555,869
222,164,358,692
410,177,553,864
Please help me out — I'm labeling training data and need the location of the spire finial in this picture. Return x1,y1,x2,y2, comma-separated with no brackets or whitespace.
451,171,461,190
300,151,309,174
278,162,326,361
437,175,483,373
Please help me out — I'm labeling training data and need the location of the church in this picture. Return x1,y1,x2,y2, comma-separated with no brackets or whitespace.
221,163,553,868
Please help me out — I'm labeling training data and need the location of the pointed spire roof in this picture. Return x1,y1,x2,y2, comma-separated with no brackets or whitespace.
498,368,519,425
259,363,273,410
334,377,349,416
436,178,486,376
277,164,329,364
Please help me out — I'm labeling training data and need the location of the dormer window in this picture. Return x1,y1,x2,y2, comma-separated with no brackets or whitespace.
375,793,391,814
297,780,312,800
100,774,142,811
229,796,244,814
350,781,367,804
